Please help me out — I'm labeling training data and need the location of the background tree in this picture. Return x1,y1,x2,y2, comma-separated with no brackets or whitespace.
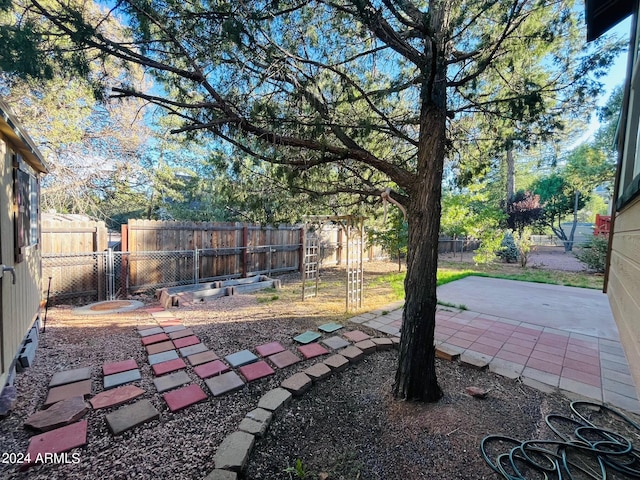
7,0,621,402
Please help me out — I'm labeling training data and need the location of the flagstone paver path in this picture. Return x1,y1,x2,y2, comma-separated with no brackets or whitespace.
22,294,640,475
350,300,640,414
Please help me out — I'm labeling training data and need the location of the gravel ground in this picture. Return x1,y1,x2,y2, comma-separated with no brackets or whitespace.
0,258,615,480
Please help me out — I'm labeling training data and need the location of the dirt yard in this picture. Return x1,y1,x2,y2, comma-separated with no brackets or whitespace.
1,258,629,480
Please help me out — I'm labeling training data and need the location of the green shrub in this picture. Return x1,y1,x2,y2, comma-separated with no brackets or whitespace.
575,235,608,272
497,232,519,263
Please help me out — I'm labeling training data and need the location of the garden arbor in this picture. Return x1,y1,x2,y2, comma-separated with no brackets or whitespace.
301,215,365,312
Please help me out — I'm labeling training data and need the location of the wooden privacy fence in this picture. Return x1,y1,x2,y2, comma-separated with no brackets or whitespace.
123,220,304,292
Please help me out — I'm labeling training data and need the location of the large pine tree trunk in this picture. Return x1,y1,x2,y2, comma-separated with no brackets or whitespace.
393,6,448,400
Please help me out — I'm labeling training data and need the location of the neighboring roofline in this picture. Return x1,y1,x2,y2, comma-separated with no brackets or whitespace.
0,99,48,174
585,0,634,41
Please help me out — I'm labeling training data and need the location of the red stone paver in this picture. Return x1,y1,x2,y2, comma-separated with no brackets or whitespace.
103,359,138,376
268,350,301,369
297,343,330,359
526,357,563,376
474,336,505,349
187,350,219,366
255,342,286,357
158,319,182,327
561,367,602,387
467,342,500,357
565,349,598,362
25,420,88,466
44,380,92,406
169,328,194,340
141,333,170,346
343,330,371,342
152,358,187,376
506,337,536,349
533,343,567,356
25,396,89,431
562,357,601,376
567,343,599,357
143,307,165,313
146,341,175,355
455,331,481,342
90,385,145,409
501,342,533,355
194,360,230,379
447,337,473,349
511,332,539,342
482,331,511,342
172,335,200,349
239,361,275,382
163,384,208,412
495,349,529,365
529,349,564,365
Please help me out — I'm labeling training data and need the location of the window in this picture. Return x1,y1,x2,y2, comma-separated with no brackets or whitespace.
617,13,640,210
13,154,40,262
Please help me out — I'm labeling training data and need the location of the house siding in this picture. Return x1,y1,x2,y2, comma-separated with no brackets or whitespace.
608,195,640,387
0,124,44,390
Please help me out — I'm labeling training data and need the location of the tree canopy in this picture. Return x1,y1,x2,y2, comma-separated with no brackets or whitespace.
1,0,623,402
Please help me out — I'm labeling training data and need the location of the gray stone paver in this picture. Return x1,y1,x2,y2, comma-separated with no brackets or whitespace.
105,399,160,435
148,350,179,365
323,354,349,372
305,362,332,382
522,367,560,388
44,380,92,406
559,378,602,402
104,369,141,389
179,343,208,357
460,351,491,369
214,431,255,472
354,340,376,354
163,325,186,333
340,346,364,363
138,327,164,337
225,350,258,368
49,367,92,388
372,338,393,350
257,388,292,412
204,469,238,480
205,372,245,397
239,408,272,437
322,336,350,350
281,373,312,396
153,371,191,393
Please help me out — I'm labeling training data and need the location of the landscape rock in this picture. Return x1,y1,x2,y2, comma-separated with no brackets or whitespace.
25,396,89,431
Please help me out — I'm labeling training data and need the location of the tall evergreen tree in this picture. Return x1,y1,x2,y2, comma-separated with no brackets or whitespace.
6,0,621,401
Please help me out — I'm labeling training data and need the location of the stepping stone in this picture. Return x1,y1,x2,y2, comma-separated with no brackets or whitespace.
153,371,191,393
293,331,322,344
267,350,300,369
49,367,92,388
103,359,138,376
142,306,164,313
163,384,208,412
173,335,200,349
138,326,164,337
205,470,238,480
187,350,219,366
179,343,208,357
257,388,292,412
214,431,255,472
141,333,170,346
239,361,275,382
44,380,92,406
104,369,141,390
239,408,273,437
354,339,376,354
90,385,145,410
149,350,179,365
281,372,312,396
163,325,186,334
322,336,350,350
152,358,187,376
297,343,329,359
343,330,371,342
25,420,88,466
318,322,343,333
324,354,349,372
194,360,230,379
147,341,175,355
25,396,89,431
105,400,160,435
255,341,285,357
169,328,194,340
205,372,245,397
225,350,258,368
372,338,394,350
341,346,365,363
305,363,332,382
137,323,158,331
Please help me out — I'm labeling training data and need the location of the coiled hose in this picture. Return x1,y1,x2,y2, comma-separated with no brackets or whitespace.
480,401,640,479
